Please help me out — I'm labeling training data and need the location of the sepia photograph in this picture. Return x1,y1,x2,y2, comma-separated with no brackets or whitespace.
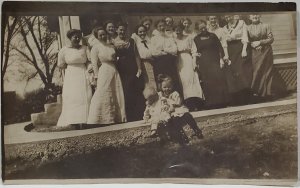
1,1,298,186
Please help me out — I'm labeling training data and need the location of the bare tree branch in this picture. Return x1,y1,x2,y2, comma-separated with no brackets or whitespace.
37,16,44,54
25,16,51,81
12,47,34,63
2,16,19,81
18,21,48,85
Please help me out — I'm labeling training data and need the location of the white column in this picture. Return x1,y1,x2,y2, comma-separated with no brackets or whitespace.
58,16,81,48
70,16,81,30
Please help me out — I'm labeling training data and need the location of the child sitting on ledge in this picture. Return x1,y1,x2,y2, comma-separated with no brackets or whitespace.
157,74,204,139
143,86,173,137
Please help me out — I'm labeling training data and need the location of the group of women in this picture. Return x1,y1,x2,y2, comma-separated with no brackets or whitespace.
56,14,274,127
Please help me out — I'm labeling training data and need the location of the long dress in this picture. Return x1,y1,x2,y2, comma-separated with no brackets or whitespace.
114,37,145,121
134,35,157,90
175,35,204,100
151,33,182,94
57,46,92,127
192,33,228,108
248,22,274,97
223,20,252,94
87,42,126,124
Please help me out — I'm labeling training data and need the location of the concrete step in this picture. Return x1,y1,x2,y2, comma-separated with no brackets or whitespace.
44,103,61,113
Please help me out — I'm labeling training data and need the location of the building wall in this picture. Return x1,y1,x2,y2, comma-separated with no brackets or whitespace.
59,12,297,57
260,13,296,55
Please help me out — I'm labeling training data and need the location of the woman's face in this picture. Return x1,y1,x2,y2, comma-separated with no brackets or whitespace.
175,27,183,37
97,29,107,42
224,15,234,23
70,33,81,46
157,21,165,33
165,17,173,26
116,26,126,38
182,20,191,30
137,26,147,40
198,22,208,35
142,20,152,31
250,15,260,24
106,23,115,36
234,15,240,20
161,81,173,96
208,16,217,26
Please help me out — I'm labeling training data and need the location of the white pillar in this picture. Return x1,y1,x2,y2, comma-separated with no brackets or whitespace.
70,16,81,30
58,16,81,48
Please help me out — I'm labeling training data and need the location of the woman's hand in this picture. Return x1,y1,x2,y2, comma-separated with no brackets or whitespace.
251,41,261,48
192,61,198,71
194,52,201,57
242,50,247,58
220,58,225,69
223,56,231,66
136,69,142,78
92,77,98,87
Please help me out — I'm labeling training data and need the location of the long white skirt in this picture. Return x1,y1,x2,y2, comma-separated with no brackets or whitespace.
87,62,127,124
57,64,92,127
177,52,204,100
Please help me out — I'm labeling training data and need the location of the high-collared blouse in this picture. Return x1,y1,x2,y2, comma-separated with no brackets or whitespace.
175,35,193,53
207,23,228,48
151,32,178,57
152,29,176,38
247,22,274,45
223,19,248,44
134,35,153,60
58,45,88,68
90,41,116,78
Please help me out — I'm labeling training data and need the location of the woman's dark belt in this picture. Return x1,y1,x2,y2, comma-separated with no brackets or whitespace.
227,39,242,44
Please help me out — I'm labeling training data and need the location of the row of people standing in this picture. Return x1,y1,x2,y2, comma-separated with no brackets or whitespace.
56,14,274,127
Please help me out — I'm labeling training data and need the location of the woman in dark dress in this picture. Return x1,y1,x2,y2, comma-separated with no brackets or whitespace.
248,14,274,99
223,15,252,105
113,22,145,121
192,20,228,109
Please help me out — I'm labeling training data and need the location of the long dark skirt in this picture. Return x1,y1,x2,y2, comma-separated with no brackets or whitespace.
251,45,273,97
197,57,228,109
117,63,145,122
153,54,182,94
225,40,253,94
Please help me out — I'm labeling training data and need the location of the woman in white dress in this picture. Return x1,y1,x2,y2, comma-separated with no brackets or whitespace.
57,29,92,127
174,24,205,111
87,26,126,124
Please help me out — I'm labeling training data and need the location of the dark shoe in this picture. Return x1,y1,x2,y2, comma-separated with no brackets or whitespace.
148,130,158,138
193,130,204,139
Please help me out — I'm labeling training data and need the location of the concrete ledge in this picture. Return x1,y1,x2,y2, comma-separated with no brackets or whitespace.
4,98,297,145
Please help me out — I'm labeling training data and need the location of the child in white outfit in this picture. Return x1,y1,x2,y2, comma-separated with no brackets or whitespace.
143,87,173,136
